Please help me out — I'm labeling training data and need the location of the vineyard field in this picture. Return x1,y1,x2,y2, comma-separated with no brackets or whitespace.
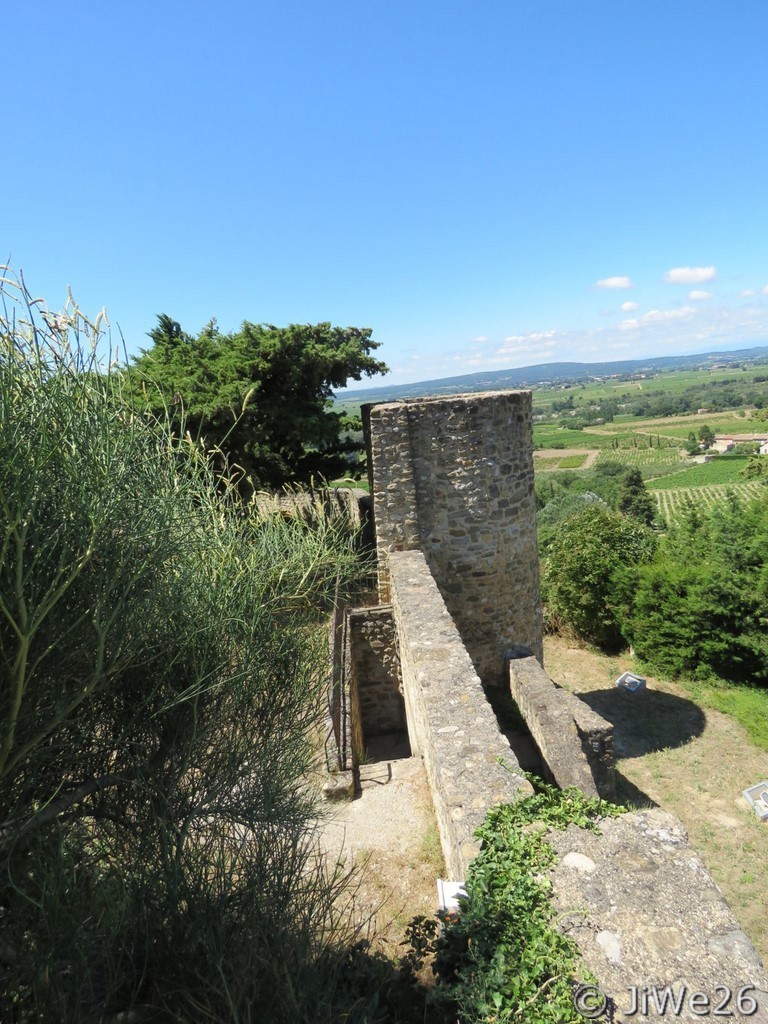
592,412,760,439
650,456,753,490
654,483,765,523
595,446,686,477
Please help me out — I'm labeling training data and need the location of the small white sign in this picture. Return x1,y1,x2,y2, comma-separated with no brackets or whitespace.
616,671,646,693
437,879,467,914
742,781,768,821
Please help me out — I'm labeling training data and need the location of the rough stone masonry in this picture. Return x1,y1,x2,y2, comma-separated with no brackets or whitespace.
365,391,543,686
358,389,768,1018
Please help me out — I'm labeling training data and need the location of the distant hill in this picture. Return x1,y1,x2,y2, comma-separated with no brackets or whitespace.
336,344,768,406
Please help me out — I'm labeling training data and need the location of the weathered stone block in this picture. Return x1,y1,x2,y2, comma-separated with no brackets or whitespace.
508,654,616,799
548,810,768,1022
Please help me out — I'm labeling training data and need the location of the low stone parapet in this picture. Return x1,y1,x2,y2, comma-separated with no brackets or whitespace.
565,689,616,799
508,654,615,799
388,549,532,878
347,606,405,744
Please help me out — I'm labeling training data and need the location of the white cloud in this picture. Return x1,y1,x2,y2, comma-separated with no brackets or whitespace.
495,330,558,358
762,285,768,295
644,306,696,323
664,266,716,284
373,289,768,386
620,301,638,312
619,306,696,332
595,276,632,289
502,330,556,345
741,289,755,297
688,290,712,300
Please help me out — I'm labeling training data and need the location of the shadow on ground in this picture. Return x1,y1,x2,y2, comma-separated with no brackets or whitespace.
484,685,546,774
365,732,412,763
575,687,706,759
612,769,658,809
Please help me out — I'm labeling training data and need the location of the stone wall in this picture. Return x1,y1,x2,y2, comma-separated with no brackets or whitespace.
357,389,767,1001
347,607,405,742
388,548,533,879
548,809,768,1022
325,593,350,772
366,391,542,687
508,654,616,800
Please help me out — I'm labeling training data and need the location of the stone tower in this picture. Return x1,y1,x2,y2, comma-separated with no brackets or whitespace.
364,390,542,686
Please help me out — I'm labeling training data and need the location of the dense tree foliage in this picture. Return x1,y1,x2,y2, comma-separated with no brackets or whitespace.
536,491,603,554
541,504,656,649
547,374,768,423
628,495,768,684
539,476,768,685
616,468,656,526
536,459,639,514
698,424,715,448
131,315,388,490
622,378,768,417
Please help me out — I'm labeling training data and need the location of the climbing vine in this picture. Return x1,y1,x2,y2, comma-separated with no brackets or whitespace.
429,777,625,1023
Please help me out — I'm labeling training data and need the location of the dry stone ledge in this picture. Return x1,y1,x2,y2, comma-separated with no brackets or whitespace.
564,689,616,799
388,548,532,878
548,808,768,1023
508,654,616,799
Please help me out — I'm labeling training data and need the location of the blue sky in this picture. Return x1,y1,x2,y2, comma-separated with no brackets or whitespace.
5,1,768,387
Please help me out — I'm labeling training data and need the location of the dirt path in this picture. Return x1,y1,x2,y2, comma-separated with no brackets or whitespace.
544,635,768,962
534,448,600,468
317,741,443,955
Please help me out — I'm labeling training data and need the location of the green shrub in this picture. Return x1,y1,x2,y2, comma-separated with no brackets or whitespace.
541,505,656,650
627,495,768,686
0,272,363,1022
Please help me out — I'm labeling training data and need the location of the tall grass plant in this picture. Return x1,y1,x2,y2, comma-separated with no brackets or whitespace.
0,271,365,1022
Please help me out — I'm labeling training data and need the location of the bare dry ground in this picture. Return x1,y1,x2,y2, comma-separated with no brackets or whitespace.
317,745,444,957
544,634,768,963
534,448,600,469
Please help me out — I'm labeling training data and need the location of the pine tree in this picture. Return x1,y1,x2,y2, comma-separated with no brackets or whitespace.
617,468,656,526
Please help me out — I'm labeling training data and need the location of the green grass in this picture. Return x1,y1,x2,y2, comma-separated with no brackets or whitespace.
533,425,609,448
535,456,568,470
534,453,588,470
330,476,370,492
558,453,587,468
682,679,768,752
649,456,752,489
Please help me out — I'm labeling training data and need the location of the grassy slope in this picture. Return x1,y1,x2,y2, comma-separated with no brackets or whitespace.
544,634,768,962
